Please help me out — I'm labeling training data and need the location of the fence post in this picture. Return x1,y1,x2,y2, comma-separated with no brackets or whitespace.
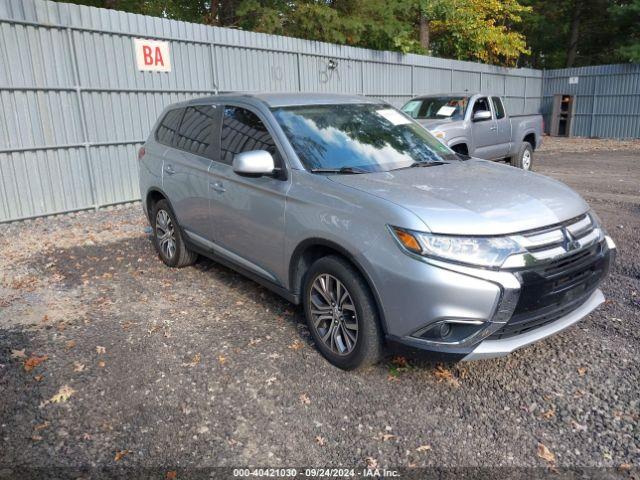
590,75,598,138
66,26,98,210
209,42,219,94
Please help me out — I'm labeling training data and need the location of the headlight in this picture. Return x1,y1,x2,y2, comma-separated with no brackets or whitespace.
390,226,524,268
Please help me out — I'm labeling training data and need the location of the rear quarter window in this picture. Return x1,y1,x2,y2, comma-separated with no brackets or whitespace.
155,108,184,146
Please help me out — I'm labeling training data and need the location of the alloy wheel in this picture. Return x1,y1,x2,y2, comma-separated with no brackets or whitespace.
522,149,531,170
309,274,359,355
155,209,176,260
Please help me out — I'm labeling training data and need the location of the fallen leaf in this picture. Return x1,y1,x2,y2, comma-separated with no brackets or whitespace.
34,421,50,431
289,340,304,351
315,435,326,446
31,435,43,442
537,442,556,463
98,361,106,368
390,356,409,368
416,445,432,452
218,355,227,365
73,362,85,373
33,375,44,382
541,409,555,419
65,340,76,350
374,433,396,442
96,346,106,355
183,353,201,367
577,367,587,376
618,464,631,472
10,349,26,359
114,449,130,462
300,393,311,405
166,471,177,480
47,385,76,404
365,457,379,469
433,364,460,387
24,355,48,372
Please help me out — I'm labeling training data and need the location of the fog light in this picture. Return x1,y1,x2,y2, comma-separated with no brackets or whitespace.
439,322,451,338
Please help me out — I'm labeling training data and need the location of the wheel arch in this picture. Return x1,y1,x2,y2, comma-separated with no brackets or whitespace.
288,238,389,334
522,131,537,150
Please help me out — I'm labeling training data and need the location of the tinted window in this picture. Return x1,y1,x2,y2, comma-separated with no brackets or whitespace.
271,104,457,173
220,106,280,166
174,105,216,157
156,108,184,146
492,97,505,119
473,97,492,115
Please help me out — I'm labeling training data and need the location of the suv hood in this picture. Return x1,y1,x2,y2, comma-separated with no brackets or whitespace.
328,160,589,235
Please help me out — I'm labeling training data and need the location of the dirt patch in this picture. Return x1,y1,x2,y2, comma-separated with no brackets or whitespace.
0,141,638,471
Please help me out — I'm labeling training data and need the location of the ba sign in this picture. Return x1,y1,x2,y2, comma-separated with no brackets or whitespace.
133,38,171,72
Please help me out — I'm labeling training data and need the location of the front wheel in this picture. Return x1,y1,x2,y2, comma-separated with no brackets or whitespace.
512,142,533,170
303,256,383,370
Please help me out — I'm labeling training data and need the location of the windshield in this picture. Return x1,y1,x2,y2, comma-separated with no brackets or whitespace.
402,96,468,121
271,103,457,173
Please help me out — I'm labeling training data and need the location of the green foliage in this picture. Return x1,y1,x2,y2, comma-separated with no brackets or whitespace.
54,0,639,68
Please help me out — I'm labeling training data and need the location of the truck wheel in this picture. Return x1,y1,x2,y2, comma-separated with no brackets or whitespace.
303,255,383,370
151,199,198,268
512,142,533,170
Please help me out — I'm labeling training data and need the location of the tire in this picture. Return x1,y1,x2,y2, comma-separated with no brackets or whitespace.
302,255,383,370
151,199,197,268
512,142,533,170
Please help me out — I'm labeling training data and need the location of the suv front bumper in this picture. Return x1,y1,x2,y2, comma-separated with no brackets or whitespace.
374,235,615,361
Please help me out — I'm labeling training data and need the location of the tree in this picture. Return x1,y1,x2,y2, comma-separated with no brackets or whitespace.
609,0,640,62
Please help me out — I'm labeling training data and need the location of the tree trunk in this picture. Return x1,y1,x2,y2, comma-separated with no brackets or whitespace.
419,12,430,52
565,0,582,67
209,0,219,25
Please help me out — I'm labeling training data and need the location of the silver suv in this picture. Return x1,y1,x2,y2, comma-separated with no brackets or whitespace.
138,93,616,369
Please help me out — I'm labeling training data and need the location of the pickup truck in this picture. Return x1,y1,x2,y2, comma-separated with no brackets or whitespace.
401,93,543,170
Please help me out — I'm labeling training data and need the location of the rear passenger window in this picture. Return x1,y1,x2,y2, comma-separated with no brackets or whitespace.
492,97,505,119
174,105,216,157
156,108,184,146
220,106,281,166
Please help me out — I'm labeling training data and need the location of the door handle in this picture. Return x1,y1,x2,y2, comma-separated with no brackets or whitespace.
210,181,226,193
164,164,176,175
489,126,497,131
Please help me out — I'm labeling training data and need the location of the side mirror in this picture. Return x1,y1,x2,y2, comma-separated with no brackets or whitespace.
232,150,275,177
473,110,492,122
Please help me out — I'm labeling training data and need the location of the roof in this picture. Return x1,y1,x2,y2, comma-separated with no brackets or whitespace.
410,93,479,100
182,92,384,108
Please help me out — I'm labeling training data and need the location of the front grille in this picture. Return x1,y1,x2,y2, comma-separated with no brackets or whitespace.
490,241,611,340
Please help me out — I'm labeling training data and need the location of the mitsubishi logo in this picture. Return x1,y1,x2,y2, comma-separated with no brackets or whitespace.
561,227,580,252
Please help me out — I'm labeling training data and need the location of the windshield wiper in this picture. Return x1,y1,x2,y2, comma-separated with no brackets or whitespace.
409,161,449,168
310,166,369,174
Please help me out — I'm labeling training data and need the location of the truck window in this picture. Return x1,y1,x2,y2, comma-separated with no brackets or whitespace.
491,97,505,119
401,96,468,121
472,97,492,116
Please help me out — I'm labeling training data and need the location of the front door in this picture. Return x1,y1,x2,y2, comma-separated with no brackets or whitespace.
470,96,499,159
208,105,289,286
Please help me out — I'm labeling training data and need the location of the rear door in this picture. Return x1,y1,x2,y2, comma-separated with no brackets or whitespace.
162,104,220,240
469,96,499,159
491,96,511,158
207,104,289,286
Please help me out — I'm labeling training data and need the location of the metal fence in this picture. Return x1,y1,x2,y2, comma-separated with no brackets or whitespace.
542,64,640,139
0,0,554,223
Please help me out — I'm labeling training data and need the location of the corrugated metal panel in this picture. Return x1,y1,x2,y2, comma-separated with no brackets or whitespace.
0,0,549,223
542,63,640,138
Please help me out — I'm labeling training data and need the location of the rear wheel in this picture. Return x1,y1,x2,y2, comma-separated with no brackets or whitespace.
303,256,383,370
512,142,533,170
151,199,197,268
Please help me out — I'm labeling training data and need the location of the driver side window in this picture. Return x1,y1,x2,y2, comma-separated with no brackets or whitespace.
472,97,491,115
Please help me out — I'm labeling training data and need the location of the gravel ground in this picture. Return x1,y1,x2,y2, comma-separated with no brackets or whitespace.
0,141,638,475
